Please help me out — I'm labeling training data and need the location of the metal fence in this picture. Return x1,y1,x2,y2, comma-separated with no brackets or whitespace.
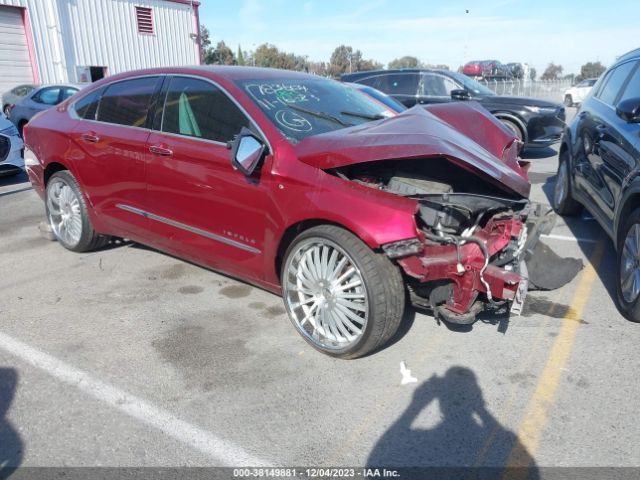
476,79,572,103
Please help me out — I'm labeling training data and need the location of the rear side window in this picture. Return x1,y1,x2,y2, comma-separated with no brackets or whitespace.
74,89,103,120
618,63,640,103
597,62,636,106
97,77,160,127
376,74,419,96
161,76,249,143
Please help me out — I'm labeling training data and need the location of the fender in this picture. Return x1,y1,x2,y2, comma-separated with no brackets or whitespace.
614,176,640,244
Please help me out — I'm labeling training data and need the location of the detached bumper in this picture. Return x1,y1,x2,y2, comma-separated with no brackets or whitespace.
395,204,556,319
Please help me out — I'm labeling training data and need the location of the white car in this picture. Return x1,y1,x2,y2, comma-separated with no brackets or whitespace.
563,78,598,107
0,111,24,176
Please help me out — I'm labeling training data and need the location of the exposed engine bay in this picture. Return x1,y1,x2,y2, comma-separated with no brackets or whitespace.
329,158,560,325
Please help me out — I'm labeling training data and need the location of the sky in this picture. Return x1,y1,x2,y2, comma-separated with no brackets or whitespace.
199,0,639,75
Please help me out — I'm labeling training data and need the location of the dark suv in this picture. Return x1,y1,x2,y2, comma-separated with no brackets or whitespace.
553,48,640,321
342,69,565,149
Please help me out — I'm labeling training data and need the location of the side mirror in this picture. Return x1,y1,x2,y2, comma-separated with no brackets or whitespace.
229,127,266,176
451,89,471,101
616,97,640,123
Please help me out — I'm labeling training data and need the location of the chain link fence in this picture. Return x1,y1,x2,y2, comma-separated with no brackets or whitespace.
476,78,572,103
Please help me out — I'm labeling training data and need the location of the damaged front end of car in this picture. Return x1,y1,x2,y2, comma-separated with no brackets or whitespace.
296,102,560,325
331,158,555,324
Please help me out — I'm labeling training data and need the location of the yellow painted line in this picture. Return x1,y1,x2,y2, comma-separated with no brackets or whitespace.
504,239,604,471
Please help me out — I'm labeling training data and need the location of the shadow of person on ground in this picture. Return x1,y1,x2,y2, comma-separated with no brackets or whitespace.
0,368,23,478
367,366,538,479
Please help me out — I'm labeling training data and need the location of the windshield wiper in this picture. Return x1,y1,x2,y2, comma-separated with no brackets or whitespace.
340,110,386,121
287,104,352,127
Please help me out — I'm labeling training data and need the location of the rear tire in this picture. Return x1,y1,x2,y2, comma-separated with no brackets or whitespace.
553,152,582,215
616,208,640,322
45,170,109,252
281,225,405,359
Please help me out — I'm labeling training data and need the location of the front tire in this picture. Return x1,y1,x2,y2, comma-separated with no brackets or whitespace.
553,152,582,215
46,170,109,252
616,208,640,322
281,225,405,359
499,119,524,143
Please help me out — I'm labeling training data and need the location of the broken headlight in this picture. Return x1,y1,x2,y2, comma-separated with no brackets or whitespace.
382,238,423,259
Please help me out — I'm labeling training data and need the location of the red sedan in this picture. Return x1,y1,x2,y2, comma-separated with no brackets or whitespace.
24,66,543,358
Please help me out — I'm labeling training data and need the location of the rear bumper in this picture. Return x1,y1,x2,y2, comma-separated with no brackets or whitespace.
395,205,555,318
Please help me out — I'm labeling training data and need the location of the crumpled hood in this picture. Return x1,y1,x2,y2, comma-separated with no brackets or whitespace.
294,102,530,198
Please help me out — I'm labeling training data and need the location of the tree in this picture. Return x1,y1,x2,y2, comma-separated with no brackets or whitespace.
200,25,212,64
529,67,537,81
541,62,563,80
577,61,606,82
205,40,235,65
237,45,245,66
328,45,382,77
388,56,420,69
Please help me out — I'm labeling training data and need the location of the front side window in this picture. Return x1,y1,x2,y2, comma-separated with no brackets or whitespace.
596,61,636,106
618,63,640,104
34,88,61,105
235,77,393,143
161,77,250,143
421,72,460,97
62,87,79,101
97,77,160,127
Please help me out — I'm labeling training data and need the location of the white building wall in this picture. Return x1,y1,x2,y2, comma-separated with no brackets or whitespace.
0,0,200,84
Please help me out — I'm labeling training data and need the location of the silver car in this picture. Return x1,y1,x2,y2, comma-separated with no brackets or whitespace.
9,84,80,135
0,111,23,176
1,84,36,117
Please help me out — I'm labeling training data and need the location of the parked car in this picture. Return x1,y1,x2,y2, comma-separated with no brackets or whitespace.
1,83,36,117
506,62,525,79
563,78,598,106
0,111,24,176
342,69,566,148
553,48,640,321
24,66,549,358
9,84,80,135
463,60,511,79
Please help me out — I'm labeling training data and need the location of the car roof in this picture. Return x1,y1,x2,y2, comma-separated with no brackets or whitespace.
342,68,453,80
93,66,318,84
617,47,640,63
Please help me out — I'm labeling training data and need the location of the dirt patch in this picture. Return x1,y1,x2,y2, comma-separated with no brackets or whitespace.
178,285,204,295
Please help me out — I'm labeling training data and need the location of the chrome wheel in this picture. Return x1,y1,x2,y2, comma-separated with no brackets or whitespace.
283,238,369,351
47,178,82,247
621,224,640,303
554,161,568,208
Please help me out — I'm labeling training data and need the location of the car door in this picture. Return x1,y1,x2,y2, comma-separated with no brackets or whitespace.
144,75,272,281
419,72,461,105
574,61,638,229
70,76,163,239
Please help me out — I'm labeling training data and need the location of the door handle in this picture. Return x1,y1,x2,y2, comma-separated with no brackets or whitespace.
80,132,99,143
149,144,173,156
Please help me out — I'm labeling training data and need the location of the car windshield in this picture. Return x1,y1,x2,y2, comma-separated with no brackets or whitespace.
235,78,393,143
447,71,497,96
